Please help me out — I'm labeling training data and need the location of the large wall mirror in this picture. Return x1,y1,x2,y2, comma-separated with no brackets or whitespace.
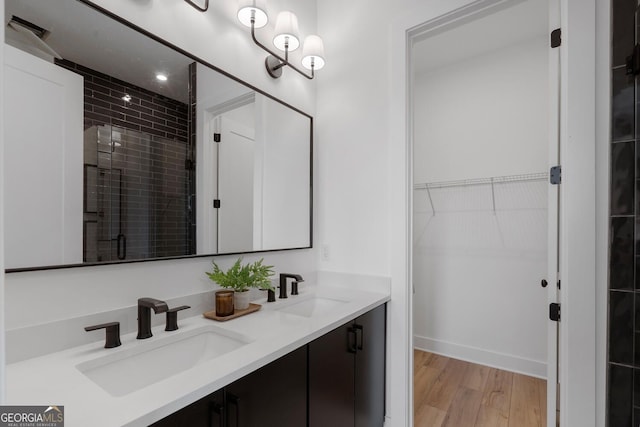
3,0,312,271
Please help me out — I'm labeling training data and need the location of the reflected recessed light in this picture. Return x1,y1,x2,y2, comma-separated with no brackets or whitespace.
122,94,132,102
156,73,168,82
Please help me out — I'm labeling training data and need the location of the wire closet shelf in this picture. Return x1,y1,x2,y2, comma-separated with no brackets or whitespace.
413,172,549,215
413,172,549,190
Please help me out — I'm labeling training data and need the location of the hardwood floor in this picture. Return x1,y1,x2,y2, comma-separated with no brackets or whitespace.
414,350,546,427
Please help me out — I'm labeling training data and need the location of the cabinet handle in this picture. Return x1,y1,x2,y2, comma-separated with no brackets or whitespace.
354,324,364,350
227,393,240,427
209,401,224,427
348,326,358,353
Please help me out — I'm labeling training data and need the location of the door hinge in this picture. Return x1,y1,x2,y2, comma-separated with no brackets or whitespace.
549,303,561,322
550,166,561,185
550,28,561,48
626,44,640,76
214,133,221,143
213,199,221,208
557,279,561,290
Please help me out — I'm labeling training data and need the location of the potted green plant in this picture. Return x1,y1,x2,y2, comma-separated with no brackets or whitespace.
206,257,275,311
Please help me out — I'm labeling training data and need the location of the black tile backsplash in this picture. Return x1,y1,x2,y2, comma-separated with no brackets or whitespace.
610,291,634,365
610,1,640,424
612,141,635,215
56,59,188,140
613,68,635,142
610,364,633,426
610,217,634,290
613,0,636,67
635,257,640,290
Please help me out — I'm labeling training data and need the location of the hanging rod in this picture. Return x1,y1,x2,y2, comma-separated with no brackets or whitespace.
413,172,548,190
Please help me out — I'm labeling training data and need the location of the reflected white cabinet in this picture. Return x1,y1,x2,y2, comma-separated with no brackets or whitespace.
3,44,83,269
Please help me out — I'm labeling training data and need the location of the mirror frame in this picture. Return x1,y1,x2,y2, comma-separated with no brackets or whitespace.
5,0,313,273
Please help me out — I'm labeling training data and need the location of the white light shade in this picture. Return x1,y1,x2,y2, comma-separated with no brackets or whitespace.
301,35,325,70
237,0,268,28
273,11,300,51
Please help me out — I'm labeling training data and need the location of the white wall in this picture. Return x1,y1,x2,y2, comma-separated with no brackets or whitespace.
413,37,549,182
0,0,6,403
412,36,549,377
260,95,311,249
316,0,395,275
3,0,317,355
595,0,610,424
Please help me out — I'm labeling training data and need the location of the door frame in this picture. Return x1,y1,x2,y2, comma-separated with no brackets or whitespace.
388,0,597,426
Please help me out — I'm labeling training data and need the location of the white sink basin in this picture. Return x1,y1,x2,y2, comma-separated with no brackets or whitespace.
76,325,250,397
279,297,346,318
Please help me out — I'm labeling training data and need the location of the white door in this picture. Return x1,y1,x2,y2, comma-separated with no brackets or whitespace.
546,0,561,424
3,45,83,269
216,116,255,253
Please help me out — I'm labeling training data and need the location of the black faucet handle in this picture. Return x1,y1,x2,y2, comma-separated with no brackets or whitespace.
291,281,300,295
165,305,191,331
85,321,122,348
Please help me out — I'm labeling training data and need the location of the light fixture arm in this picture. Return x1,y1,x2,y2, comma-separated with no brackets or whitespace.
184,0,209,12
250,19,314,80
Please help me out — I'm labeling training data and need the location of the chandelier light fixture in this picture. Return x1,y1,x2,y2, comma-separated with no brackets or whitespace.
237,0,325,79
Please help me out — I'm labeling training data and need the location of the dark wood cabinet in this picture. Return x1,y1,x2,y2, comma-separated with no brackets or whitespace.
151,304,386,427
151,348,306,427
309,304,387,427
225,346,307,427
151,389,224,427
308,320,355,427
354,305,386,427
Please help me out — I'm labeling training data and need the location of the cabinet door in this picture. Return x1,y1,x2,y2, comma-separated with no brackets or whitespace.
354,304,387,427
308,323,355,427
4,45,83,269
225,346,307,427
150,389,225,427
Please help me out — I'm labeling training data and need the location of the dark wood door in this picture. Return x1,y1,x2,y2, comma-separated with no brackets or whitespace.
225,346,307,427
308,322,355,427
354,304,387,427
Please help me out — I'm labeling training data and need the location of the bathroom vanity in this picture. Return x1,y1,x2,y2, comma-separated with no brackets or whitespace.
4,286,388,427
152,304,385,427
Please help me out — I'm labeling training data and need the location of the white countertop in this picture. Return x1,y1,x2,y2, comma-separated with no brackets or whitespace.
5,285,389,427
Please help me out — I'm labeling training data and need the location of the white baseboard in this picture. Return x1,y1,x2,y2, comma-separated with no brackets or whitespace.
414,335,547,379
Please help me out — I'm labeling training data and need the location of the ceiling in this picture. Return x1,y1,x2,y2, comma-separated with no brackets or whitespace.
412,0,548,75
4,0,192,103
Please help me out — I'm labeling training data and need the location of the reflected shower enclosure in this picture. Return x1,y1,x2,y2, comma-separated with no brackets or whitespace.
83,125,192,262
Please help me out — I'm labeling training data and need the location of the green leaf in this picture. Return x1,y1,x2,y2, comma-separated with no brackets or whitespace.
206,257,275,292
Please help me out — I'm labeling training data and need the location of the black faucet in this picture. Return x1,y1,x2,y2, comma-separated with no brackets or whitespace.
137,297,168,339
279,273,304,299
